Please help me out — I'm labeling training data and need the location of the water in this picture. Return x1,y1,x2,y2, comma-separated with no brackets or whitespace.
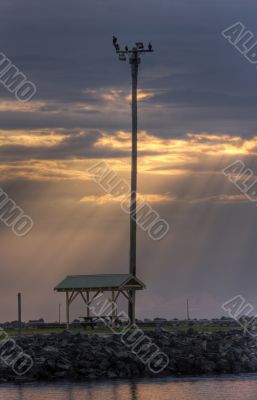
1,375,257,400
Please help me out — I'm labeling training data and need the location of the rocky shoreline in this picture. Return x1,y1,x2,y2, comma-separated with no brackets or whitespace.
1,329,257,383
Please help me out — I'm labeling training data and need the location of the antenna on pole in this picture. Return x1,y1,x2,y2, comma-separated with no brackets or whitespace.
113,37,154,324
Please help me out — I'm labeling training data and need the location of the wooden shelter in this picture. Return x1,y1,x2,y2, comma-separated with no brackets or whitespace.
54,274,145,328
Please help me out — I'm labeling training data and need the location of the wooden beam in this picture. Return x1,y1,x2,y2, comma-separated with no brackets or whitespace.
88,290,103,306
131,291,136,324
80,289,102,306
87,291,90,318
121,289,133,303
80,291,87,304
66,291,70,329
114,291,120,302
120,289,135,324
69,290,79,305
112,291,116,328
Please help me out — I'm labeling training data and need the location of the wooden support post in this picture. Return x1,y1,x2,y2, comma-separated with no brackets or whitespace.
87,291,90,318
121,289,135,324
66,291,70,329
131,290,135,325
112,291,116,328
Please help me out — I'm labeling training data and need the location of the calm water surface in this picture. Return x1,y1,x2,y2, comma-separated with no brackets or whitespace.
1,375,257,400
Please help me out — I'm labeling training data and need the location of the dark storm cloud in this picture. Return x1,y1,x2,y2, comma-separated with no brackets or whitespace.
0,130,130,161
0,0,257,136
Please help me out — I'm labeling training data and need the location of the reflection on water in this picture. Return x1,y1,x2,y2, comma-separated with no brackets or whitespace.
2,375,257,400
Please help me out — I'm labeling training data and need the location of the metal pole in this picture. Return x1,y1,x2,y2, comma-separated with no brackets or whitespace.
112,39,153,325
128,49,139,324
187,298,190,320
59,303,61,324
18,293,21,335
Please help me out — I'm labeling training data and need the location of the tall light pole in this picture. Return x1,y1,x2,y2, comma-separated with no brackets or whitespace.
113,37,153,323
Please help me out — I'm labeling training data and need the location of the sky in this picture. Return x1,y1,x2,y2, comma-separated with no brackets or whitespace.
1,0,257,322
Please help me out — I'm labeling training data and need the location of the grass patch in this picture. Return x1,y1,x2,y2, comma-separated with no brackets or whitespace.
5,324,240,337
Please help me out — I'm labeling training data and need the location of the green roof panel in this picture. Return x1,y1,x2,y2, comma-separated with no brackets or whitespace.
54,274,145,291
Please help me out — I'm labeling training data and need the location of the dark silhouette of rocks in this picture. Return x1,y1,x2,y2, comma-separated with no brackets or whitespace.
1,329,257,383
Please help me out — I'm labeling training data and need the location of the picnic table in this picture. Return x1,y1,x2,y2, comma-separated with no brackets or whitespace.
79,316,122,330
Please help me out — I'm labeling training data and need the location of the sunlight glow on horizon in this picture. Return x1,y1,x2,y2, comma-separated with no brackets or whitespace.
0,129,257,182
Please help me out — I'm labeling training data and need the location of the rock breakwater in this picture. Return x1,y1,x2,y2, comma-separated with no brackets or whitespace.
1,329,257,382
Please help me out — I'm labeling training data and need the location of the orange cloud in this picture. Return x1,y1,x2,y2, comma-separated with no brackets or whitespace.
0,130,64,147
0,160,91,181
83,88,160,103
1,128,257,182
94,131,257,176
96,131,257,157
80,193,175,205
